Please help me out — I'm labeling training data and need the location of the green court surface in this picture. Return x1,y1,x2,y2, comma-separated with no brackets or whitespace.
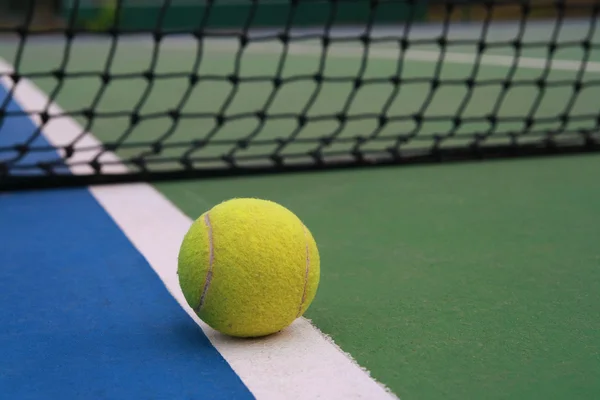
155,154,600,400
2,20,600,398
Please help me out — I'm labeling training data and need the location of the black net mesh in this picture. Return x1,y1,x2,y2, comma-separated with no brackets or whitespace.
1,0,599,190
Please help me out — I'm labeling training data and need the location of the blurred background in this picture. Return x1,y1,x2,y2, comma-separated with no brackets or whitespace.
0,0,596,33
0,0,63,29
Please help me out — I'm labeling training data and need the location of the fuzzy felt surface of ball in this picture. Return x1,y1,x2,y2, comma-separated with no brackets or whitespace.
177,198,320,337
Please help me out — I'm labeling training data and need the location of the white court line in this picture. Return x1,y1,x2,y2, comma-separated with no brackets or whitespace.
168,39,600,73
0,57,398,400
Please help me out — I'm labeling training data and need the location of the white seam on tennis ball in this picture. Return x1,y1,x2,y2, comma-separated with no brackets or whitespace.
197,212,215,311
297,225,311,318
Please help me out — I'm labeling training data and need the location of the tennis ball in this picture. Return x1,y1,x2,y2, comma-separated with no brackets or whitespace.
84,0,117,31
177,198,320,338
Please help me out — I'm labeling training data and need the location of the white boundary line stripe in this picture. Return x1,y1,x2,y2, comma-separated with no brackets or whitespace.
167,40,600,73
0,57,398,400
0,60,126,176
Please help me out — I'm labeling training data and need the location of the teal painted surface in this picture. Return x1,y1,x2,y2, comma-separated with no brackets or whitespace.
62,1,427,31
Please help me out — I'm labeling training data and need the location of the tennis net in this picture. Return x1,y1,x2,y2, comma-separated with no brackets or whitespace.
1,0,599,190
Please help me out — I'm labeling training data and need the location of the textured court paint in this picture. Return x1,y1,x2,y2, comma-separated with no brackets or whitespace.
0,57,398,398
90,183,397,399
0,80,253,400
0,189,253,400
156,155,600,400
6,31,600,399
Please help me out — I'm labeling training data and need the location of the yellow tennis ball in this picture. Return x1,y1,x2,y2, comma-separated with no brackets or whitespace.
177,198,320,338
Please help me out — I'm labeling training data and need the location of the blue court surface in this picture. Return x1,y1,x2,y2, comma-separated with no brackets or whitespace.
0,67,397,400
0,84,253,399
